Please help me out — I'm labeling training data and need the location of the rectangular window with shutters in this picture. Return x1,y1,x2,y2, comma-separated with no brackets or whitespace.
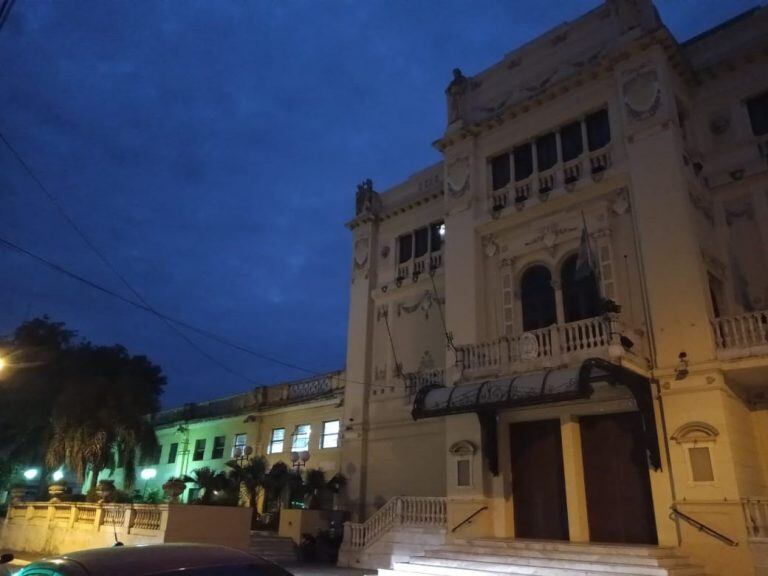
689,446,715,482
168,442,179,464
268,428,285,454
292,424,311,451
457,459,471,487
321,420,340,449
536,132,558,171
747,91,768,136
192,439,206,461
211,436,226,460
560,121,583,162
491,153,511,190
586,109,611,151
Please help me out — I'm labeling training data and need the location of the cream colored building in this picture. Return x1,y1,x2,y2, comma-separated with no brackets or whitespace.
96,371,345,501
340,2,768,575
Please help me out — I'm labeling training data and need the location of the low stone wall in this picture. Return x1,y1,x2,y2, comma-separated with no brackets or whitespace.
0,502,251,555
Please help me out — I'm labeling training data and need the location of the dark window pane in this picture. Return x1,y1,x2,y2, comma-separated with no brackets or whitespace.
520,266,556,331
747,92,768,136
536,133,558,171
561,255,601,322
430,221,444,252
398,234,412,264
560,121,583,162
586,109,611,151
491,153,511,190
193,439,206,461
168,443,179,464
513,143,533,181
414,227,428,258
212,436,226,460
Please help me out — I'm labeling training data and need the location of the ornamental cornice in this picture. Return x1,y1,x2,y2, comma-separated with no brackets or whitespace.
434,29,691,153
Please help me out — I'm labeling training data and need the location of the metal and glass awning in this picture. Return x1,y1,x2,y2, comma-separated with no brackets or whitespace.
412,358,660,475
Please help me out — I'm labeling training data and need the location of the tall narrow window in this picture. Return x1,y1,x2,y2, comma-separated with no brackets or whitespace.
561,254,601,323
398,234,413,264
268,428,285,454
520,266,556,331
211,436,226,460
536,132,558,171
430,221,444,252
168,442,179,464
292,424,311,451
232,433,248,458
192,439,206,461
586,109,611,151
689,447,715,482
560,121,583,162
321,420,340,449
747,91,768,136
149,444,162,465
513,143,533,181
491,153,511,190
414,227,429,258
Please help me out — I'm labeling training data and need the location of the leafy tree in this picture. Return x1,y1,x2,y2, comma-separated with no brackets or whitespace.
190,466,228,505
0,317,165,491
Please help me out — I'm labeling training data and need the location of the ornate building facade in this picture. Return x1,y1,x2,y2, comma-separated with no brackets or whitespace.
340,1,768,574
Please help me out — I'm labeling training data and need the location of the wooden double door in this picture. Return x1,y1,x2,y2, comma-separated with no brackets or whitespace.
509,412,657,544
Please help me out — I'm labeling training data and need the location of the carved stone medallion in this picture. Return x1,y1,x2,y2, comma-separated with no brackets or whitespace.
519,333,540,360
623,68,661,121
446,156,470,198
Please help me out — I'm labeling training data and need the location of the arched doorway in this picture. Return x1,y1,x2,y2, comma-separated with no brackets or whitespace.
561,254,601,323
520,265,556,331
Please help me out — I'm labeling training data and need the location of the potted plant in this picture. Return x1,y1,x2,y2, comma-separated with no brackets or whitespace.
162,477,188,503
96,479,116,502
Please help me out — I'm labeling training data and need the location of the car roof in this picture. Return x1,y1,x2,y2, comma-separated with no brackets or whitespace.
31,544,265,576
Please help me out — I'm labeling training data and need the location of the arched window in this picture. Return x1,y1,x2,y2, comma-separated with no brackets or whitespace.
520,266,556,331
561,254,601,323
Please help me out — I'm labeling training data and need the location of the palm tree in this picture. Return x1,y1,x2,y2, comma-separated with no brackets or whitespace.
44,343,165,491
226,455,267,510
190,467,228,505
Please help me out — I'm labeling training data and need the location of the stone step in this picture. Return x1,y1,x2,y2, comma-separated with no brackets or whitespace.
429,547,684,566
449,539,679,558
385,560,704,576
423,551,692,572
407,556,700,576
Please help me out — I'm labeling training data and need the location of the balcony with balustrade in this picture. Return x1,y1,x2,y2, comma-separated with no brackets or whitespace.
713,310,768,360
454,315,642,381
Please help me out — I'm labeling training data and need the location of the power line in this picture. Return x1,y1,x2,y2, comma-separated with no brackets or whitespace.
0,127,257,385
0,234,353,383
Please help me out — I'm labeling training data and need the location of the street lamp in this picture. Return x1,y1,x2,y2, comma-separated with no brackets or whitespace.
23,468,38,481
290,451,310,473
140,468,157,497
0,356,5,371
52,469,64,482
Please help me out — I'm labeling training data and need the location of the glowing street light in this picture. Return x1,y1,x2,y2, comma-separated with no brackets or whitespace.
23,468,38,481
140,468,157,481
0,356,5,372
52,469,64,482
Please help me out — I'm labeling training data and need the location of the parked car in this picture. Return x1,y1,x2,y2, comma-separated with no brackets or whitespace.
16,544,294,576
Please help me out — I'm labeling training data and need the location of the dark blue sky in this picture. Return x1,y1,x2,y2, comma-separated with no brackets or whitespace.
0,0,757,407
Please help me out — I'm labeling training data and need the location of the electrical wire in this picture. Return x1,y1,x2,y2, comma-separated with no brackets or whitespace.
0,234,359,384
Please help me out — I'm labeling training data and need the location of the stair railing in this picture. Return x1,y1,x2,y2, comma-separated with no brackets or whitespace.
343,496,447,549
451,506,488,533
669,505,738,546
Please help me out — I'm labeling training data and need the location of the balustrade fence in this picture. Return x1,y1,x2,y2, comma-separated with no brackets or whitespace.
6,502,166,535
343,497,447,550
455,316,613,373
713,311,768,351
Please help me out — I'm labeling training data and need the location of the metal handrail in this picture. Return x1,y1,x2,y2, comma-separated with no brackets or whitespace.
670,505,738,546
451,506,488,533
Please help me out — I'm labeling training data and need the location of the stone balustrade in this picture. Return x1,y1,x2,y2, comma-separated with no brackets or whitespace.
2,501,251,555
713,310,768,358
342,496,447,550
455,316,623,378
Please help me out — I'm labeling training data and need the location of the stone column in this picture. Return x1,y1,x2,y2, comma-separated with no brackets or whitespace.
560,416,589,542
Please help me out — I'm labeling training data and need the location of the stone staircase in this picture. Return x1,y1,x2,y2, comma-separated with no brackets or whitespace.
249,531,298,565
377,538,708,576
